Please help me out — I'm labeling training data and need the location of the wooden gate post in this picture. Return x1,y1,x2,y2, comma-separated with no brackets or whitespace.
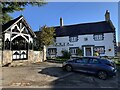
43,45,46,61
0,36,2,66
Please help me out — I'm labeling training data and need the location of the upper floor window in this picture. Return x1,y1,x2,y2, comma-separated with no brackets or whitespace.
93,34,104,41
69,36,78,42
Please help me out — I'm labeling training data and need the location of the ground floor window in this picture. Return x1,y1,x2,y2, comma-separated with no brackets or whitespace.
48,48,57,55
69,47,79,55
94,46,105,54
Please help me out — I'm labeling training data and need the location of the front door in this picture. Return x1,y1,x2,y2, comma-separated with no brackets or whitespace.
83,46,94,56
86,47,91,56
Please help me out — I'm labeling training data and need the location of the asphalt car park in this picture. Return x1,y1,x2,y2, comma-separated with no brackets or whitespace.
50,71,118,88
2,61,119,88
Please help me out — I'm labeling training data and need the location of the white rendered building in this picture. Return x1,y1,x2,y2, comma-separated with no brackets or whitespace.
47,10,117,57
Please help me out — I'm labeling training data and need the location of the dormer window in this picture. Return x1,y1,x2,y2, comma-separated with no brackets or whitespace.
93,34,104,41
69,36,78,42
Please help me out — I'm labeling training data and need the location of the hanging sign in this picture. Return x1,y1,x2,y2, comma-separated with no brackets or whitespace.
54,42,73,47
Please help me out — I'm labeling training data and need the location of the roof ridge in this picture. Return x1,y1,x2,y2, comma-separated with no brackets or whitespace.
54,21,106,28
54,20,114,37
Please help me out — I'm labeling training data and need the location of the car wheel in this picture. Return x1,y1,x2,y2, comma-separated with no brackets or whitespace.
65,65,72,72
97,71,108,80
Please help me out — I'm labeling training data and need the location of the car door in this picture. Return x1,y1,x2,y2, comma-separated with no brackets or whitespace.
87,58,101,74
73,58,89,72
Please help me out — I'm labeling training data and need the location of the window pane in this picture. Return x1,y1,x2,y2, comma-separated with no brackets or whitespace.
48,48,57,55
94,34,103,41
89,58,99,64
94,46,105,54
70,47,78,55
76,58,88,63
76,59,84,63
69,36,78,42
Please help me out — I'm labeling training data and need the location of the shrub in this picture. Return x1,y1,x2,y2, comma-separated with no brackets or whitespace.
102,56,108,59
77,48,83,56
61,50,71,59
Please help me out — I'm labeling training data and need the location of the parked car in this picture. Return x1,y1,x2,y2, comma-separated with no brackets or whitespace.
62,57,117,80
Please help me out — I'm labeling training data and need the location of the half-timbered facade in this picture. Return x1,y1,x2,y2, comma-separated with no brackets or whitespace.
1,15,44,66
2,15,36,60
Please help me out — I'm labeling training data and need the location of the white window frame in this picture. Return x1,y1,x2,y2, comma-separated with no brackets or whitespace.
94,46,105,54
69,36,78,42
93,34,104,41
48,48,57,55
69,47,78,55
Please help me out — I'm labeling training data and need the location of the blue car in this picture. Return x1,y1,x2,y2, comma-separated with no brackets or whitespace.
62,57,117,80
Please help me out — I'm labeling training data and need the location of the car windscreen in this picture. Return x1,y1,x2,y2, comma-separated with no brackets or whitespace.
100,59,116,67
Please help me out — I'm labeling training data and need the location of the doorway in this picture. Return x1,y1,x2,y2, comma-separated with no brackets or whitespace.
12,36,28,60
82,45,94,56
86,47,92,56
